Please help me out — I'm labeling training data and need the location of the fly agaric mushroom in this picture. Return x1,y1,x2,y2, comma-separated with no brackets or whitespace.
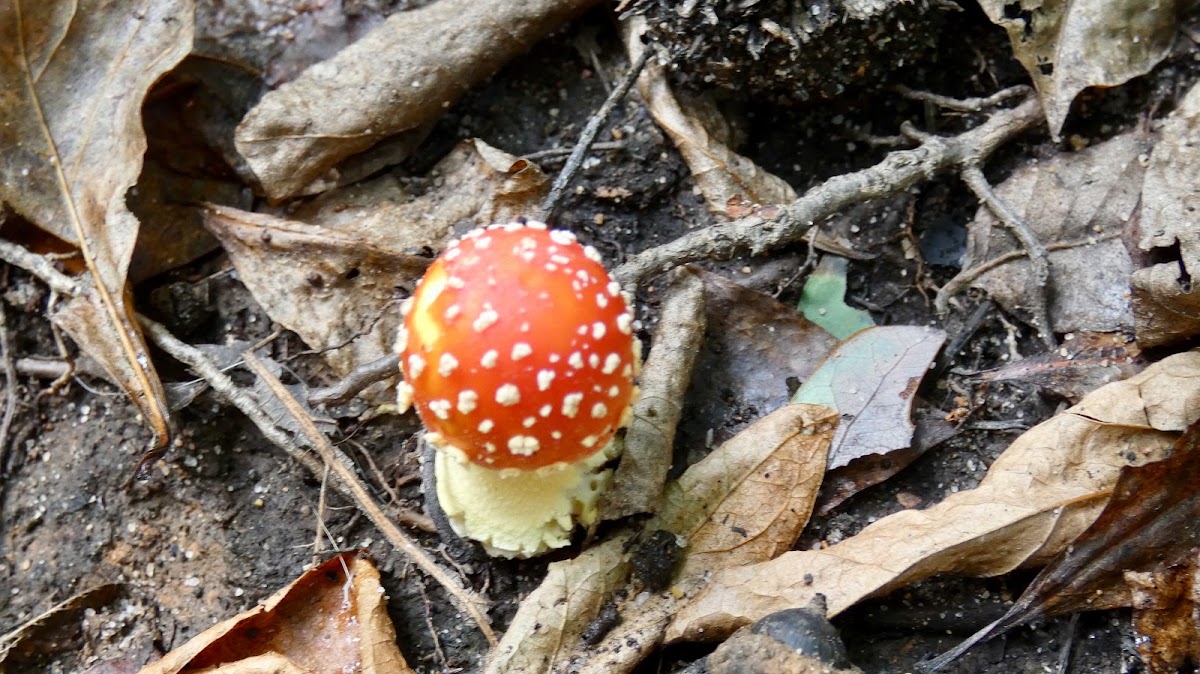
395,221,639,557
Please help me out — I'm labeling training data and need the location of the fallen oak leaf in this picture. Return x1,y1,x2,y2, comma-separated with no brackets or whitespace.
919,417,1200,671
138,552,413,674
667,350,1200,643
0,0,194,446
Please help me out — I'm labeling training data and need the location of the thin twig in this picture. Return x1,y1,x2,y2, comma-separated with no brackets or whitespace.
346,437,436,532
416,576,450,671
894,84,1034,112
241,350,496,646
541,46,653,217
936,232,1122,326
0,240,77,296
772,227,822,298
840,125,914,149
41,293,76,399
15,357,106,384
312,462,331,568
523,141,626,162
930,299,995,383
960,166,1056,347
308,353,399,407
1056,613,1079,674
139,316,331,478
613,96,1045,289
0,302,19,474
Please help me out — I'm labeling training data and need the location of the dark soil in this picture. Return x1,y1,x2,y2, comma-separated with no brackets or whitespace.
3,2,1199,674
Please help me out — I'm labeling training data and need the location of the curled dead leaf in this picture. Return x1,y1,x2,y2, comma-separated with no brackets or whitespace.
921,417,1200,671
624,17,796,217
668,350,1200,643
0,0,194,445
977,0,1179,135
139,552,413,674
1132,81,1200,348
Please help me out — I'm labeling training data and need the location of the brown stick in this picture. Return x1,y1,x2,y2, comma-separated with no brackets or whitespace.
613,97,1045,289
242,350,497,646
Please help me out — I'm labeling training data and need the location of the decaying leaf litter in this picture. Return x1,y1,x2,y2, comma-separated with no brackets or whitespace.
0,1,1198,674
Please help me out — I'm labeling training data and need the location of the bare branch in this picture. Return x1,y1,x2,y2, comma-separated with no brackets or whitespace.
614,97,1044,288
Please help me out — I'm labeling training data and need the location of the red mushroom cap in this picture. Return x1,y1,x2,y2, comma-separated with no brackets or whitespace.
398,222,637,471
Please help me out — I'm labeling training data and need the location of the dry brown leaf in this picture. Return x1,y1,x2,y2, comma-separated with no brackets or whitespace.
679,270,836,456
234,0,598,198
0,584,121,667
661,405,838,576
570,404,836,674
203,203,427,403
921,418,1200,671
791,325,946,469
815,409,958,516
205,140,546,403
484,532,635,674
487,404,837,674
668,350,1200,643
0,0,193,445
624,17,797,217
289,139,549,238
1132,81,1200,348
964,131,1146,333
139,552,413,674
977,0,1179,135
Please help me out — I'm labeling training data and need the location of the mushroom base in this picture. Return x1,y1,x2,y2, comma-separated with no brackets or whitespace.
433,440,619,558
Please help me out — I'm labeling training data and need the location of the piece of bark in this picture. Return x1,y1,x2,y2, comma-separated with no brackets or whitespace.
601,267,705,520
235,0,600,199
